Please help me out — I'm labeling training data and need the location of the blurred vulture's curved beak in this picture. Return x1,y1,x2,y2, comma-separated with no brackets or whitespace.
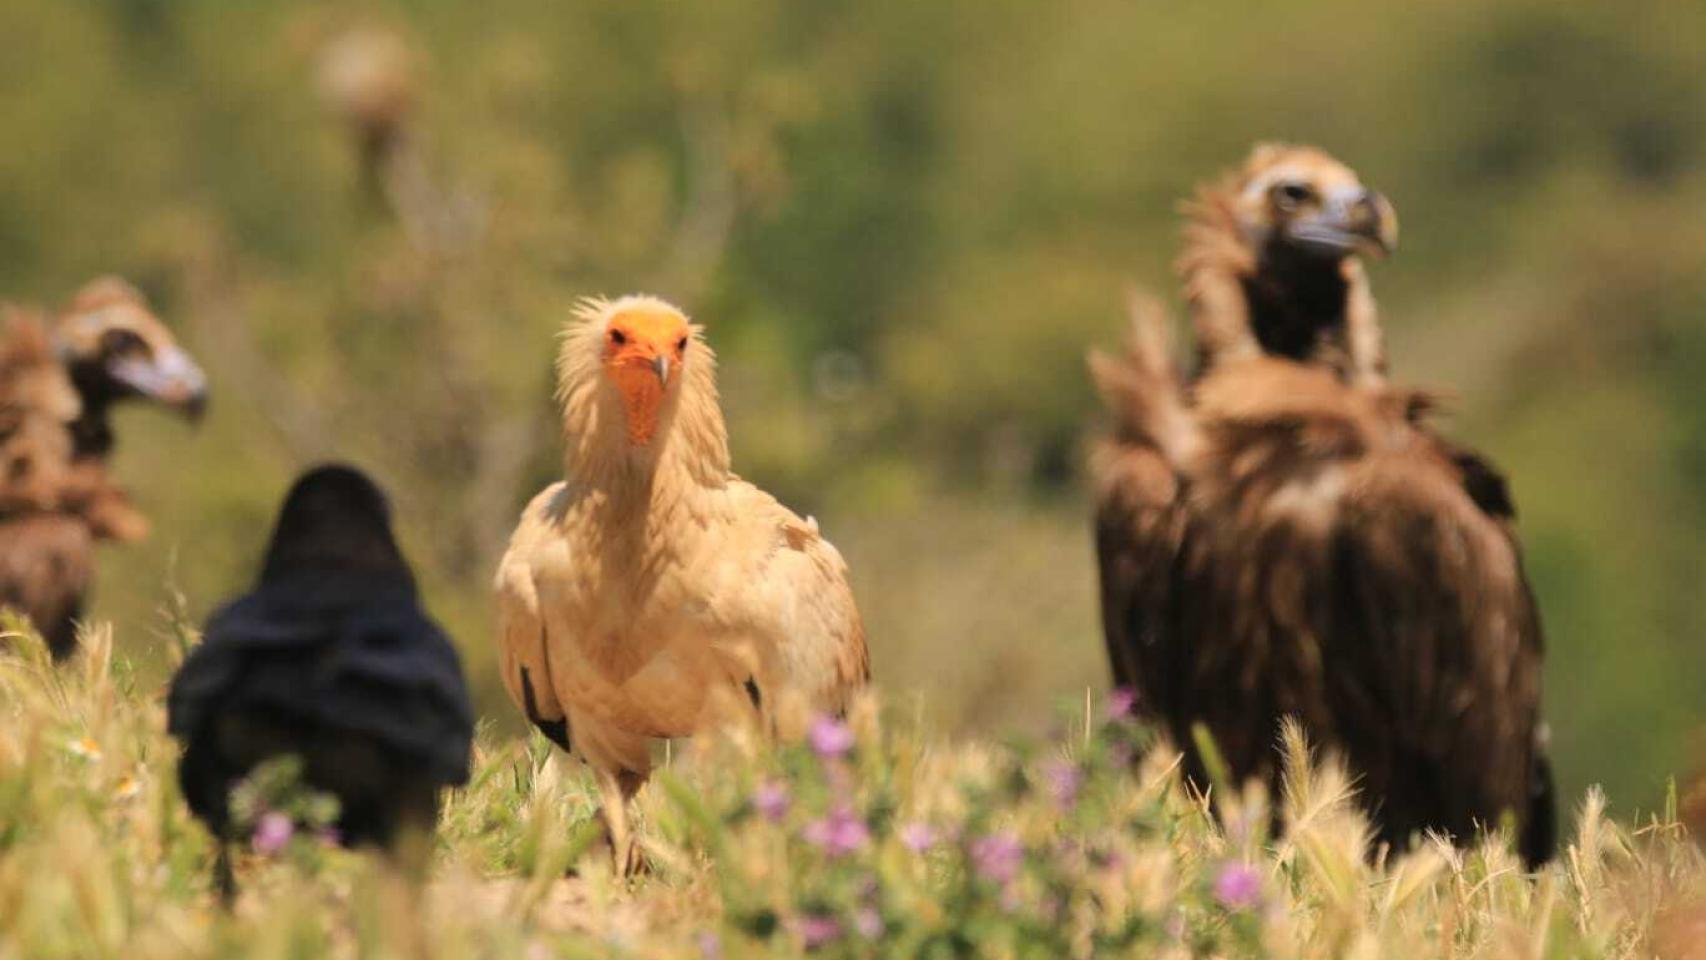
1291,187,1399,259
1347,189,1398,257
110,346,209,422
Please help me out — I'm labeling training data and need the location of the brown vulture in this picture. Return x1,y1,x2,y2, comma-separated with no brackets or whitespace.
0,278,206,658
1091,145,1554,866
168,465,473,894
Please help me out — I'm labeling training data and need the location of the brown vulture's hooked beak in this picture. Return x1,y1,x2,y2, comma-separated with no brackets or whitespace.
1290,187,1399,259
1346,188,1398,258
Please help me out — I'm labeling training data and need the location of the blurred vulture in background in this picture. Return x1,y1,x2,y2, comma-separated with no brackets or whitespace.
0,278,206,658
1177,143,1396,386
168,465,473,892
1091,145,1554,867
56,277,207,467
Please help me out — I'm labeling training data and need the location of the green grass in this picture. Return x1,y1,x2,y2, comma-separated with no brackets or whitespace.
1,622,1701,959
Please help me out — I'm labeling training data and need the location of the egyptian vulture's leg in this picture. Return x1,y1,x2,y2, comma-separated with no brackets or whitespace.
578,721,652,876
594,766,649,876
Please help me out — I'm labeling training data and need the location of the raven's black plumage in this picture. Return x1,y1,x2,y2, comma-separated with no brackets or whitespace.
167,465,473,859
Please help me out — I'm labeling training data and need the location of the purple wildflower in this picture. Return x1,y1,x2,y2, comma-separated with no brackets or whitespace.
899,821,938,854
853,906,885,939
252,811,294,855
803,805,870,858
753,780,791,822
970,832,1024,884
1044,759,1083,809
796,913,843,950
695,931,722,959
1095,846,1129,876
1107,741,1133,769
1212,861,1263,911
808,715,855,759
1106,687,1137,720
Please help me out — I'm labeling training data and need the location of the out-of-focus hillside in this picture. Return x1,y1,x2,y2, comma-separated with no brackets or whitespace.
0,0,1701,814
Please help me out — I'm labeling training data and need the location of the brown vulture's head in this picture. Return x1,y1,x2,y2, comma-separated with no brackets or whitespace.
55,277,208,423
1228,143,1398,262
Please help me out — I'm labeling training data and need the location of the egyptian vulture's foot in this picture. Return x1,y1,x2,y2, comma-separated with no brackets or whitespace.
614,837,649,878
591,817,650,878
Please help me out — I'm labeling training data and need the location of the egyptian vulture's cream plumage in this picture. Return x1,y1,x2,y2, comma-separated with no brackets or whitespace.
495,295,868,870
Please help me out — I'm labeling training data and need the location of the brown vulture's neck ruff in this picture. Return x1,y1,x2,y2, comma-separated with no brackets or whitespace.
64,364,120,462
1242,239,1353,362
555,296,731,506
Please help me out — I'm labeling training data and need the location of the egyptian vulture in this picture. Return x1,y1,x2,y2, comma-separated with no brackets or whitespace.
495,295,869,872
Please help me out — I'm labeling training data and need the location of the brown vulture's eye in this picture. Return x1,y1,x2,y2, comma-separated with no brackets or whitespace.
1273,182,1313,210
609,329,627,346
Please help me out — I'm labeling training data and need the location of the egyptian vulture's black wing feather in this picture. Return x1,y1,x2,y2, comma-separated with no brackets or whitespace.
167,465,473,850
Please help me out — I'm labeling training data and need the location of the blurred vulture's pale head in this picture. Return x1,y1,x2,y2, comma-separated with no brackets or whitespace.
57,277,208,420
1232,144,1399,261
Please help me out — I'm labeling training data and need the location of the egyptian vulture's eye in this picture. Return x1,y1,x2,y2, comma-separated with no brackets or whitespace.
609,329,627,346
1273,182,1314,210
676,336,688,353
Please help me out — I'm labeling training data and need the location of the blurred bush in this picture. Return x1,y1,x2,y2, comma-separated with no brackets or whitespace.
0,0,1700,815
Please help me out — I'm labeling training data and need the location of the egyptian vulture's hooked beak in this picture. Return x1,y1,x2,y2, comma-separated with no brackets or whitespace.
1288,187,1398,260
651,354,671,386
110,345,210,421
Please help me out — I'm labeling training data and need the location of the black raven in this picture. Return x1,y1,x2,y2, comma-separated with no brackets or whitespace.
168,464,473,889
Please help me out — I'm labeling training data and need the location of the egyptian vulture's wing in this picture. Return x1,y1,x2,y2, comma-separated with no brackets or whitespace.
494,483,572,752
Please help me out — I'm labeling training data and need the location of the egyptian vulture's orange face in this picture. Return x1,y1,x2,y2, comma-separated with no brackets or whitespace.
1236,146,1398,261
602,304,691,446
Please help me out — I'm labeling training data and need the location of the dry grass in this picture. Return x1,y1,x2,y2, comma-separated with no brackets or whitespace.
0,621,1701,959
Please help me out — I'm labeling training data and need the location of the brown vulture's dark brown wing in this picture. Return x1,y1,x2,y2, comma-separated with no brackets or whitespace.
1161,360,1552,865
1092,440,1185,702
1088,302,1200,715
1325,433,1552,865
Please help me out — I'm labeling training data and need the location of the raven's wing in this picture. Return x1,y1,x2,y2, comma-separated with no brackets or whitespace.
168,572,474,786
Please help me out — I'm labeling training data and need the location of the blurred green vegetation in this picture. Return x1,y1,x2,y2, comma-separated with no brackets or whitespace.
1,0,1700,816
